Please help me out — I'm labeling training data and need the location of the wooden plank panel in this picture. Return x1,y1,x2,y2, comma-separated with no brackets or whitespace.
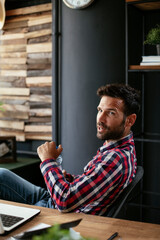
27,117,51,123
25,29,52,39
0,76,26,84
0,99,28,105
0,88,30,96
0,52,27,58
0,111,29,119
25,132,52,141
0,120,24,130
29,11,51,20
0,96,29,101
7,79,26,88
3,27,28,34
2,104,29,112
27,58,51,64
29,108,52,117
28,15,52,27
27,42,52,53
27,52,52,59
28,35,52,44
5,11,51,23
25,125,52,132
0,64,27,70
0,4,52,141
6,3,52,16
26,76,52,87
0,70,27,77
1,38,27,45
3,21,28,30
0,44,26,52
0,58,26,64
28,23,52,32
30,94,51,103
27,63,51,70
0,33,25,40
0,81,27,89
29,102,51,109
0,82,12,88
30,87,51,95
27,69,52,77
0,130,25,141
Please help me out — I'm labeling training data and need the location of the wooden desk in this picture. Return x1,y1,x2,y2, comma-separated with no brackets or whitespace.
1,200,160,240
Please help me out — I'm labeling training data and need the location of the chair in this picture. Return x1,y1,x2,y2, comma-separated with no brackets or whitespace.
106,165,144,218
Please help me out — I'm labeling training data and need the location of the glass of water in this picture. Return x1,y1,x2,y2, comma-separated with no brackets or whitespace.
56,155,63,170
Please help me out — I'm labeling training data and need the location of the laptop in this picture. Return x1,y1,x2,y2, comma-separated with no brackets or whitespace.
0,202,40,235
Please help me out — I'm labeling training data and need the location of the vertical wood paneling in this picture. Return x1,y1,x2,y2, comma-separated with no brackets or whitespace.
0,3,52,141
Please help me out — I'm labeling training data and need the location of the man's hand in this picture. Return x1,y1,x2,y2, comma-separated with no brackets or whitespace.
37,141,63,162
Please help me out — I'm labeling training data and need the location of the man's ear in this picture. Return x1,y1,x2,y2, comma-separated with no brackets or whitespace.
126,114,137,128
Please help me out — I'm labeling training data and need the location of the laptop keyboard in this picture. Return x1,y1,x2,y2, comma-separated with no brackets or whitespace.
0,214,24,227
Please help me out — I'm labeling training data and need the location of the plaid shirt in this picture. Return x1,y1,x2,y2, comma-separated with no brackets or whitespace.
40,132,137,215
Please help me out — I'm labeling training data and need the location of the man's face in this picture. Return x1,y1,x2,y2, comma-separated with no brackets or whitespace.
96,96,127,142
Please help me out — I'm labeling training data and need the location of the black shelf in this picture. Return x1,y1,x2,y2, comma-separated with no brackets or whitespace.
134,132,160,143
128,203,160,212
128,69,160,73
128,65,160,72
125,0,160,224
126,0,160,11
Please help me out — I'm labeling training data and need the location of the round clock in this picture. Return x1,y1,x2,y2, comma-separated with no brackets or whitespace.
63,0,95,9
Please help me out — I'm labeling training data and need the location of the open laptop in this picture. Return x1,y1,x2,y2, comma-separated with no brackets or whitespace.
0,202,40,235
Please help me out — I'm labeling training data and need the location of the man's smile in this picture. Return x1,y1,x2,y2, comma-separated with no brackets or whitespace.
97,123,108,133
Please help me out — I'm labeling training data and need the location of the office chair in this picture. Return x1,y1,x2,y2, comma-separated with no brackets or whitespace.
106,165,144,218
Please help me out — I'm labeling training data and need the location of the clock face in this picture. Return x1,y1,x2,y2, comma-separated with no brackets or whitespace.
63,0,94,9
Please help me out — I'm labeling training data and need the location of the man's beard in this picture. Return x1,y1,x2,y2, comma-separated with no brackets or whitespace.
97,118,126,141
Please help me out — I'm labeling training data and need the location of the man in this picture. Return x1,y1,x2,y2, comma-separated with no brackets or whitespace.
0,83,140,216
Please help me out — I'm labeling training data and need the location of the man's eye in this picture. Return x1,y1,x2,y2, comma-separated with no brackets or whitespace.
109,111,115,115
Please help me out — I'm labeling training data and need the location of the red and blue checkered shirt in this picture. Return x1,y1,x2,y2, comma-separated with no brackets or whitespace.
40,132,137,215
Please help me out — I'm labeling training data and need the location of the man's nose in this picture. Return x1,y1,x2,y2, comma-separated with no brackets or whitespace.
98,112,106,122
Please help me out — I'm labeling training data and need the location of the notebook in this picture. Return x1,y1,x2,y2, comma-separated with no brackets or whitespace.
0,202,40,235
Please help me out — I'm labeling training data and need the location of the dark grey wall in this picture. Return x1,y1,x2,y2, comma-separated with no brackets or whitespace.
6,0,125,173
60,0,125,174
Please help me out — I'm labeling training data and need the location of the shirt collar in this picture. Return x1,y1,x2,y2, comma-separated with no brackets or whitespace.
99,132,133,153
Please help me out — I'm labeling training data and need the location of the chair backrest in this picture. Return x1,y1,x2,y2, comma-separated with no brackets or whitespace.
106,165,144,218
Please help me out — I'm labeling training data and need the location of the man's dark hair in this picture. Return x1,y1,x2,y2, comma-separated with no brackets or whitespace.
97,83,141,116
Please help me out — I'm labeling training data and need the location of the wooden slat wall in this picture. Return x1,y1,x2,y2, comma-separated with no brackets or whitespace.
0,3,52,141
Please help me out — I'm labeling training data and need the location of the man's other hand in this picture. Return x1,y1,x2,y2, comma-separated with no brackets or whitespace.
37,141,63,162
62,170,74,182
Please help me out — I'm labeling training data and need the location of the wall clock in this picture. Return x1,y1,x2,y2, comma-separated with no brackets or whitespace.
63,0,95,9
0,0,6,29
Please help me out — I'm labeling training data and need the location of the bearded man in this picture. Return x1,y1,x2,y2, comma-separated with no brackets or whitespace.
0,83,140,216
